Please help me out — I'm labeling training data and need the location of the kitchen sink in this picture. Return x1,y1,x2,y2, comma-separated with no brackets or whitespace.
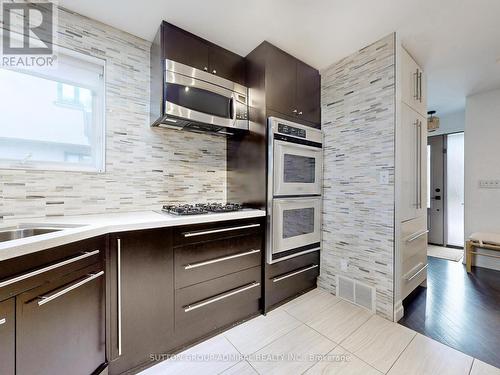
0,224,78,243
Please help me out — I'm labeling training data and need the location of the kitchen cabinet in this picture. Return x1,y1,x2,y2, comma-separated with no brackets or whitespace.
107,228,174,375
0,298,15,375
247,42,321,128
400,102,427,222
158,21,246,85
16,263,105,375
0,237,106,375
172,218,264,348
401,47,427,116
265,250,320,311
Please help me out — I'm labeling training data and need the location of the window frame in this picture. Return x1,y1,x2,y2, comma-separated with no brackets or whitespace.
0,36,106,173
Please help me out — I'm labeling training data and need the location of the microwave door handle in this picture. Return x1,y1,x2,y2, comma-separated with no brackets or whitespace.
230,95,236,123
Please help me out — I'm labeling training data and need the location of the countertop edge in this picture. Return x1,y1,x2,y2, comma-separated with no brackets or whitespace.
0,210,266,262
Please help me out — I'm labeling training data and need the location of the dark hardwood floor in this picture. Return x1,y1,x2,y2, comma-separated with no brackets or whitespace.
399,256,500,368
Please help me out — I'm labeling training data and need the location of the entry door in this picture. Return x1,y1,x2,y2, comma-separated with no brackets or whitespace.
428,136,445,245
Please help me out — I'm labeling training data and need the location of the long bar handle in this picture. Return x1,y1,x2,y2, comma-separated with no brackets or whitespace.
37,271,104,306
184,249,260,270
184,282,260,312
414,119,420,209
418,120,422,209
413,69,419,99
0,250,100,288
418,72,423,102
117,238,122,356
183,223,260,237
406,229,429,243
404,263,427,282
272,264,319,283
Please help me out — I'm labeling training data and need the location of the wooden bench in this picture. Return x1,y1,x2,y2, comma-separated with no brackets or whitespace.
466,232,500,272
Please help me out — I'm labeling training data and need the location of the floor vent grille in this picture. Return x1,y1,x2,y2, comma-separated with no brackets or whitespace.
337,275,376,312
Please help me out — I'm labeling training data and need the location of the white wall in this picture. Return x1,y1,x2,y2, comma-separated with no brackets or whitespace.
464,89,500,270
428,109,465,137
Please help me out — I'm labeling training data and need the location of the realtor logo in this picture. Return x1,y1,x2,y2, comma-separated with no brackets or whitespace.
1,0,58,67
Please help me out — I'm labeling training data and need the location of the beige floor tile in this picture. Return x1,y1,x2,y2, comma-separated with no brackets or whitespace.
281,288,341,323
224,310,302,354
387,333,473,375
305,346,382,375
341,315,416,372
470,359,500,375
140,334,240,375
305,300,372,344
224,308,302,355
248,324,335,375
221,360,258,374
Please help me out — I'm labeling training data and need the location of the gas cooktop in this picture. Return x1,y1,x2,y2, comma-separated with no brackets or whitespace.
162,203,242,216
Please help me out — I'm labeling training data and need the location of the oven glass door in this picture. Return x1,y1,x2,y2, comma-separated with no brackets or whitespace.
273,140,322,196
272,197,321,260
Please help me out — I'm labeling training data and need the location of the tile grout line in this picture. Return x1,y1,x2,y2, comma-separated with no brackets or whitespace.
336,313,376,346
383,331,418,374
468,359,475,375
336,344,388,375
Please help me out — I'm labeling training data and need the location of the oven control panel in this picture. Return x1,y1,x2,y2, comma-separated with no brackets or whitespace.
278,123,306,138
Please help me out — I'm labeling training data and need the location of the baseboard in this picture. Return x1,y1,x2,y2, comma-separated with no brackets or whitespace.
394,299,404,322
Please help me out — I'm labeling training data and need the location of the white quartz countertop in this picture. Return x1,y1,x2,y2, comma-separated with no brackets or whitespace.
0,209,266,261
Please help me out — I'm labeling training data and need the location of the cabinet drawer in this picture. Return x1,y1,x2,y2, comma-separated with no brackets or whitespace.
0,298,15,375
175,235,262,289
174,266,261,346
265,251,320,309
173,218,262,246
401,217,428,299
0,237,104,301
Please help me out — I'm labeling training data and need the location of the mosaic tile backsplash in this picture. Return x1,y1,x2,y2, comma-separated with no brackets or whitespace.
318,34,396,320
0,8,226,220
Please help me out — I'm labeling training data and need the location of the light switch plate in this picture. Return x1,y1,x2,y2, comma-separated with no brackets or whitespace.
479,180,500,189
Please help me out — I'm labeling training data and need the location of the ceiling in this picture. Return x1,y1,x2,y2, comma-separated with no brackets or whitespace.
60,0,500,115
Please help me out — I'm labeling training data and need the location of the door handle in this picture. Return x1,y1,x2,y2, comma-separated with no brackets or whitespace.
184,249,261,270
0,318,5,325
413,69,419,99
36,271,104,306
183,223,260,237
0,250,100,288
184,282,260,312
272,264,319,283
117,238,122,356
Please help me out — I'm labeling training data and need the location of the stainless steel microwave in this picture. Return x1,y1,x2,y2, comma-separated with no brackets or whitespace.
152,59,249,134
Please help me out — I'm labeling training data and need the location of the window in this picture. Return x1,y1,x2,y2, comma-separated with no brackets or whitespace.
0,49,105,172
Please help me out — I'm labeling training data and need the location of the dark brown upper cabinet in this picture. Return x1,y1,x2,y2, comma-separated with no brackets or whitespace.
246,42,321,128
156,21,246,85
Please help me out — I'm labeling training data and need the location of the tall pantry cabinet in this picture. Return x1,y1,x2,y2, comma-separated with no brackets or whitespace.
395,45,428,320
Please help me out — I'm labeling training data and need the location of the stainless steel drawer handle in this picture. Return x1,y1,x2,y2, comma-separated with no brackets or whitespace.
0,249,100,289
406,230,429,243
404,263,427,282
117,238,122,356
184,281,260,312
0,318,5,325
183,223,260,237
37,271,104,306
184,249,261,270
272,264,319,283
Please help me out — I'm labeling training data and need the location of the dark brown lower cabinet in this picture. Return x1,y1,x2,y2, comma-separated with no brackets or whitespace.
265,251,320,311
0,298,15,375
107,228,174,375
16,263,105,375
174,266,261,346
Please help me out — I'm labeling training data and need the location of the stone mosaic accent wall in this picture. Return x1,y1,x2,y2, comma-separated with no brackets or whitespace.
318,34,395,320
0,8,226,220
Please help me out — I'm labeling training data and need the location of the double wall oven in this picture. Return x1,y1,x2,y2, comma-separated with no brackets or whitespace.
267,117,323,263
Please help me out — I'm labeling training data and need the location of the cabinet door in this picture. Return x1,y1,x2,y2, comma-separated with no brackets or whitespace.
0,298,15,375
266,46,297,118
401,103,418,222
401,103,427,222
108,229,174,374
16,264,105,375
296,61,321,126
162,23,209,72
209,46,245,85
401,48,426,116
